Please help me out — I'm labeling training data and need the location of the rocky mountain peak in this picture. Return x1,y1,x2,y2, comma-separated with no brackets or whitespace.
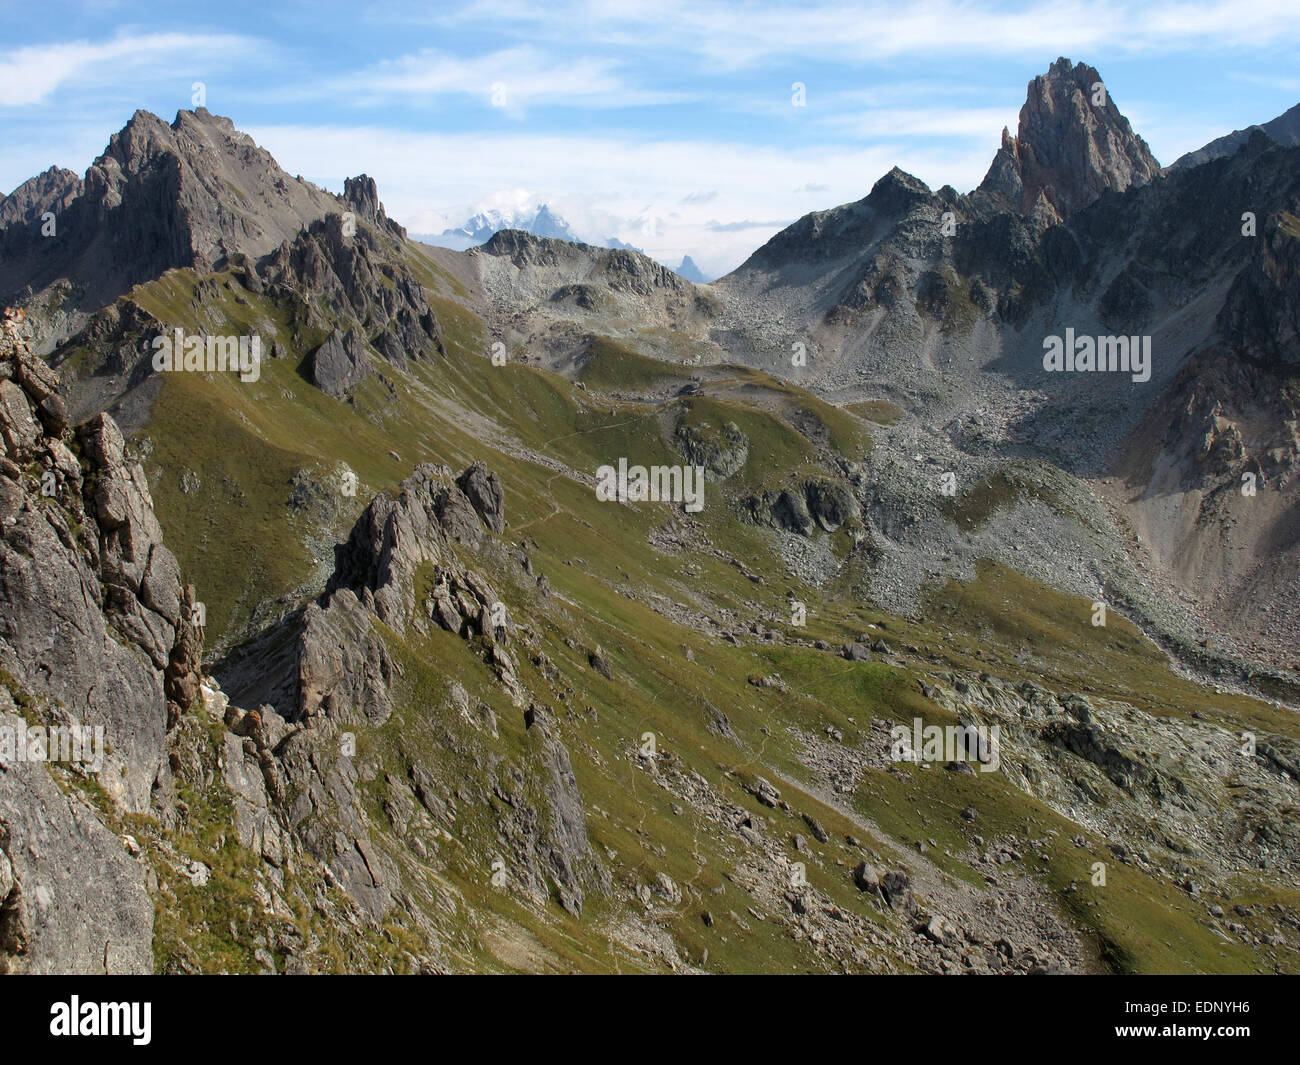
480,226,565,260
0,108,342,318
83,107,341,266
1173,99,1300,169
727,165,935,277
344,174,381,219
0,166,82,229
342,173,406,239
977,57,1160,224
868,166,933,213
675,254,708,283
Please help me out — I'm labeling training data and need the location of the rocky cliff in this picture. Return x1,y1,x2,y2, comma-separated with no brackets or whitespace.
0,307,201,972
975,57,1160,226
0,108,342,351
3,62,1300,975
216,459,603,923
2,294,604,969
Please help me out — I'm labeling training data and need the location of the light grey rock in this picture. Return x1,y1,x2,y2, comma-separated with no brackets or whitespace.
307,327,371,398
456,462,506,533
0,713,153,974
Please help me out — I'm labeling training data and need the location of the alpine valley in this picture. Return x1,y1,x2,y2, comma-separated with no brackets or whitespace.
2,57,1299,976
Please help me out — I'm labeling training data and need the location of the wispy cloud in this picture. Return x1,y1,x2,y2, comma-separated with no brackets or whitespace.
332,45,693,115
247,121,999,273
706,218,792,232
821,107,1024,140
409,0,1300,66
0,32,262,107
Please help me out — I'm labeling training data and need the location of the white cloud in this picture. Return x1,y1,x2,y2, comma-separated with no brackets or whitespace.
412,0,1300,66
248,122,999,274
0,32,261,107
332,45,693,114
822,107,1024,140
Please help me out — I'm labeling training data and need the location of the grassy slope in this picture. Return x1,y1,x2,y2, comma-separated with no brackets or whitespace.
117,253,1300,974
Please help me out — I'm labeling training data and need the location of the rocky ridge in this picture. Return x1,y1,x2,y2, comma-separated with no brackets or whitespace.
974,57,1160,226
0,307,201,972
2,58,1299,974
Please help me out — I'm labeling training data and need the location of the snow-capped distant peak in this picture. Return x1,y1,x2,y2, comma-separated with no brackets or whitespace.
436,203,577,246
420,202,643,253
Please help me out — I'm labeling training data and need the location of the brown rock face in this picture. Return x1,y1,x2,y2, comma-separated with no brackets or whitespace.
978,57,1161,224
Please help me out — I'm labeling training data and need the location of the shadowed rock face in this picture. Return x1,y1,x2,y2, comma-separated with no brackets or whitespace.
1173,101,1300,169
0,167,82,229
343,173,406,242
746,477,859,536
344,174,381,219
260,212,445,393
308,328,372,398
976,57,1160,225
1213,144,1300,369
0,314,202,804
457,462,506,534
327,463,494,631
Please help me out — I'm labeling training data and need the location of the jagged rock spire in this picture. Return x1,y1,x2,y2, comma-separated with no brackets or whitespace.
977,57,1161,224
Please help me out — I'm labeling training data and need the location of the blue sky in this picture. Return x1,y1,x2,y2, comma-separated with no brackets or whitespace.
3,0,1299,275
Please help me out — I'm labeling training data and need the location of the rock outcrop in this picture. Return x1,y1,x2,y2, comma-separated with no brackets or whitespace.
0,702,155,974
308,327,372,398
456,462,506,533
676,419,749,480
0,108,341,319
0,166,82,229
217,460,601,919
260,212,445,390
0,307,202,973
746,477,858,536
975,57,1160,225
343,173,406,241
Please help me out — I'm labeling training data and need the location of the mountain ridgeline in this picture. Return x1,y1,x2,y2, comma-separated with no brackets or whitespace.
2,58,1300,975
